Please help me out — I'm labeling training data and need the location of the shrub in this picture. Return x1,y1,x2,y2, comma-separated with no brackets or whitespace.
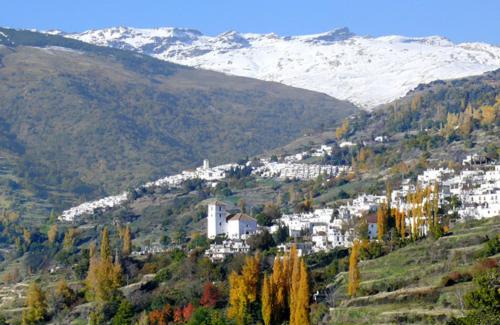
471,258,498,276
440,271,472,287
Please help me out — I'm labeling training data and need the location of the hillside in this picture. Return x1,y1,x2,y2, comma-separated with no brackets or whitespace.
266,69,499,180
0,27,357,217
323,217,500,324
58,26,500,108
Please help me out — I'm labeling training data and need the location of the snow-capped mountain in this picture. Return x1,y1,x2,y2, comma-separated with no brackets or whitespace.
61,27,500,108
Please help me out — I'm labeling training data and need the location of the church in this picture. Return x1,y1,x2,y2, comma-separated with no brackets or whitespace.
207,201,257,239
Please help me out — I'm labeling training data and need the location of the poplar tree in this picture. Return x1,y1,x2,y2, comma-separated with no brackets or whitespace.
63,228,75,250
85,228,122,304
289,245,300,325
22,283,47,325
47,224,58,245
271,257,286,322
348,240,361,297
122,225,132,256
228,254,260,325
261,275,272,325
293,260,310,325
376,204,386,241
400,210,406,239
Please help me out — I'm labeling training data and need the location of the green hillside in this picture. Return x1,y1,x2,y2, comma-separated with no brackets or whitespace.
0,28,358,218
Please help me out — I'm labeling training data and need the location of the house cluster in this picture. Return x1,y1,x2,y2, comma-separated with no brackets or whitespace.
390,160,500,220
60,159,237,221
145,159,238,188
275,208,353,252
205,157,499,260
60,192,128,222
60,140,351,221
253,161,350,180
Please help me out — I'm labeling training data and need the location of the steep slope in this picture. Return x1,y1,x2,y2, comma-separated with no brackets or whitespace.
58,27,500,108
325,217,500,324
0,28,357,216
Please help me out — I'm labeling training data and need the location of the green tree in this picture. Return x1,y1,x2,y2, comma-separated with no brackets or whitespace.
112,299,134,325
454,269,500,324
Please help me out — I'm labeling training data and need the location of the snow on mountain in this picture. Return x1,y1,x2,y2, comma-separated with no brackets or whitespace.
63,27,500,108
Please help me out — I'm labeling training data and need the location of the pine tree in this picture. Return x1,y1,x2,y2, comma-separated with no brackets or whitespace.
348,240,361,297
112,300,134,325
22,283,47,325
261,274,272,325
122,225,132,256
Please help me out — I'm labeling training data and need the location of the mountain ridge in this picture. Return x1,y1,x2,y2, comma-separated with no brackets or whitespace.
51,26,500,108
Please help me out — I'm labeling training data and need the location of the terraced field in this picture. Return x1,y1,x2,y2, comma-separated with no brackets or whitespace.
324,216,500,324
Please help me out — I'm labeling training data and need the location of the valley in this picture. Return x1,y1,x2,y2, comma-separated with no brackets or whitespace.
0,17,498,325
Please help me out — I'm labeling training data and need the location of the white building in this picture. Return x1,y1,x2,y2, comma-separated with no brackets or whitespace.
207,202,257,239
366,213,378,240
207,201,228,239
227,213,258,239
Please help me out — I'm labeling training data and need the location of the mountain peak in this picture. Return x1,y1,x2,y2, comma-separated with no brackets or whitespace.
301,27,355,43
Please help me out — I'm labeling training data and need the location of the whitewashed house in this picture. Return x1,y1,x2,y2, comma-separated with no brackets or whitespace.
204,240,250,262
227,213,258,239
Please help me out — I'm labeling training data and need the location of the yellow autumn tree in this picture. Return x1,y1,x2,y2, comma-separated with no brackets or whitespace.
85,228,122,304
122,225,132,256
261,274,272,325
348,240,361,297
335,119,350,140
289,245,301,325
459,114,473,136
271,256,287,323
400,209,406,239
47,224,58,245
228,254,260,325
22,282,47,325
292,260,310,325
23,228,32,246
63,228,75,250
376,204,386,241
480,105,497,125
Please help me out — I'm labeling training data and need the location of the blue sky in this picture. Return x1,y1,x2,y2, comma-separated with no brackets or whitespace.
2,0,499,44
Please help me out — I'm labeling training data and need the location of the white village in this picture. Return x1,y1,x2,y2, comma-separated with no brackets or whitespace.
59,141,500,262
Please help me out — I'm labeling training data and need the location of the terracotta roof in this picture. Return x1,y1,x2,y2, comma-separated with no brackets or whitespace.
366,212,378,224
227,213,256,222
